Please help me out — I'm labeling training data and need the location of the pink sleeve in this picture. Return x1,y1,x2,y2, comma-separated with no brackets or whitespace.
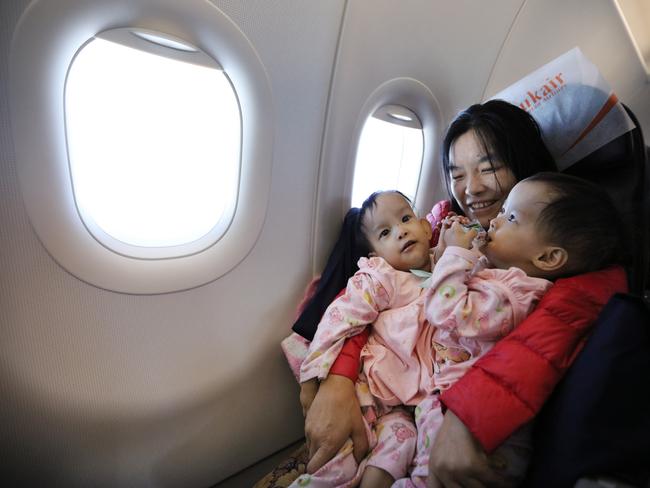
281,333,311,381
299,258,394,383
424,247,512,341
282,329,369,383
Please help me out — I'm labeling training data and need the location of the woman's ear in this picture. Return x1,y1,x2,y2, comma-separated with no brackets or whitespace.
533,246,568,272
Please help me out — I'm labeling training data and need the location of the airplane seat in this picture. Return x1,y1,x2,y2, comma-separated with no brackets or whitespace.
562,104,650,296
525,104,650,488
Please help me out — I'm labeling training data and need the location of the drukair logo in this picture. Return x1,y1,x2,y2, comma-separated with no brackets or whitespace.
518,72,566,112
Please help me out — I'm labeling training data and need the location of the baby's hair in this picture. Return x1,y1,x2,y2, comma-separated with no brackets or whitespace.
292,190,411,340
525,172,627,276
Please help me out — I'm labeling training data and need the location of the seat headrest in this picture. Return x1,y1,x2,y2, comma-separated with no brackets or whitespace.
490,47,636,170
564,104,649,295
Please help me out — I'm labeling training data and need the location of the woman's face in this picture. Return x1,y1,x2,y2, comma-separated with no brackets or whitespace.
448,129,518,228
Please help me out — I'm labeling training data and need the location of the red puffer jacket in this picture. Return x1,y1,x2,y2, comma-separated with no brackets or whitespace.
440,265,628,451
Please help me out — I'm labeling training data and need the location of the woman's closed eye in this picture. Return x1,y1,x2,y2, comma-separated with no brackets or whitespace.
479,162,503,174
480,166,496,174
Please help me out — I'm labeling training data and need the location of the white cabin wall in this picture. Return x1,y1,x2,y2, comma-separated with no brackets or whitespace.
313,0,526,271
484,0,650,137
1,0,647,486
0,0,345,485
314,0,650,273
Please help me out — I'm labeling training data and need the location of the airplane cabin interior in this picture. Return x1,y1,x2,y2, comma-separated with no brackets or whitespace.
1,0,649,487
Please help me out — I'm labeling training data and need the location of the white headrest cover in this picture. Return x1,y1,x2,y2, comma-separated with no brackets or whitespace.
490,47,636,170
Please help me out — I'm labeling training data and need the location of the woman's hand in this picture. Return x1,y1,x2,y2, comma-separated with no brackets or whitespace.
299,379,318,417
428,411,509,488
304,374,369,473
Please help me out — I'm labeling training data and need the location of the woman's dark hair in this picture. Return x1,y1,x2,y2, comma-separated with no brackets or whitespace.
292,191,408,340
442,100,557,214
525,172,628,276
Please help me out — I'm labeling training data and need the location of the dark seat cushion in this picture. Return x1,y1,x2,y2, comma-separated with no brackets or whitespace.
525,294,650,488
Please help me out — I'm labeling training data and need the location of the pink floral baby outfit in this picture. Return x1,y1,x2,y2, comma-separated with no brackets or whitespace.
394,246,552,487
291,249,551,487
292,256,432,487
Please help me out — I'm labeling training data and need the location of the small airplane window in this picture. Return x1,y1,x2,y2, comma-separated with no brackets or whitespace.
351,104,424,207
65,31,241,255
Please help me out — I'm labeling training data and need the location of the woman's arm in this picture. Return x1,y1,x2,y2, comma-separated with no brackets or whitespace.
301,330,369,472
440,266,627,451
428,266,627,486
427,411,510,488
304,373,369,473
328,328,369,380
300,258,398,471
300,329,369,474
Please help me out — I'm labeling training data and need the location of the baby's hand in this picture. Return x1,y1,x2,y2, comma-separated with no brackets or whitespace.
471,230,488,252
443,221,478,250
441,214,472,228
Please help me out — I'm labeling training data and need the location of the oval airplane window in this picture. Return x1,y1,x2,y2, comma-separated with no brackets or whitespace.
65,30,240,257
351,104,424,207
10,0,273,293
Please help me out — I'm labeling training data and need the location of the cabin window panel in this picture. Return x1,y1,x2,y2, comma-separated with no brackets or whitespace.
351,105,424,207
65,35,241,253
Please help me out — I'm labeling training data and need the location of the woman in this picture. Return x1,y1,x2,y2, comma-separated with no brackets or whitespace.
296,100,627,487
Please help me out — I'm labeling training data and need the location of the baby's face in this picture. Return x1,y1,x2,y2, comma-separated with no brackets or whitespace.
363,193,432,272
482,180,552,274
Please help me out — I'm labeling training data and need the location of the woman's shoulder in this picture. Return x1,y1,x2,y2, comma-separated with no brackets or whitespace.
550,266,628,302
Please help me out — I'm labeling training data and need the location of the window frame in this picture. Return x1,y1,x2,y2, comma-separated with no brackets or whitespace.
10,0,273,293
64,30,241,259
350,104,424,207
345,78,443,213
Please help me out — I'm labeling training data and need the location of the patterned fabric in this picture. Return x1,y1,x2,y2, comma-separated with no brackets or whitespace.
287,408,416,487
253,444,308,488
425,200,452,247
299,257,426,393
281,333,310,382
282,200,451,382
392,397,532,488
440,265,628,451
423,247,552,390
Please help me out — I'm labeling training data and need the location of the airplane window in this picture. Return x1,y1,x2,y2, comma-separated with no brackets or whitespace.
351,105,424,207
65,32,241,255
12,1,273,293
